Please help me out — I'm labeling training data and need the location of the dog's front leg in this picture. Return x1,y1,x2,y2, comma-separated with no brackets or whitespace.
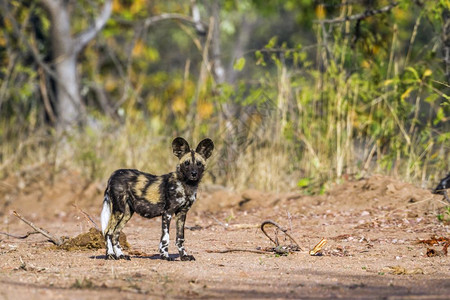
159,212,173,261
175,210,195,261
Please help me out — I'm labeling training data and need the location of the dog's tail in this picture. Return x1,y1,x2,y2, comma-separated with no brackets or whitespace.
100,193,112,236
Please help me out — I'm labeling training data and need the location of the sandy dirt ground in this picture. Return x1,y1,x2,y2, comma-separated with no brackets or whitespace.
1,168,449,299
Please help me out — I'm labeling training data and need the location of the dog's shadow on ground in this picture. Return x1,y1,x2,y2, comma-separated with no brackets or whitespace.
90,253,180,260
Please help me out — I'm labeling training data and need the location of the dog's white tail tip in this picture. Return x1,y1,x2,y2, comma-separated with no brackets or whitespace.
100,196,111,236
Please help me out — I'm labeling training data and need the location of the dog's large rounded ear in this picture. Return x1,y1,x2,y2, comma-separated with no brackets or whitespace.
172,137,190,158
196,138,214,159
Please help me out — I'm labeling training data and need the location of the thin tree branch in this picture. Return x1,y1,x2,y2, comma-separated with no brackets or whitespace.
72,204,100,231
13,211,63,246
73,0,113,54
114,13,208,31
38,68,57,124
0,231,40,239
260,220,301,250
315,2,399,24
142,13,208,30
110,11,208,112
206,249,269,254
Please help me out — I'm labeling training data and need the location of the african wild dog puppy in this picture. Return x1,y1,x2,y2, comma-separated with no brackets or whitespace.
100,137,214,261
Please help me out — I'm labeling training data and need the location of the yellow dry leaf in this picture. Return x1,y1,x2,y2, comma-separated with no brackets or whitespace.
401,87,414,100
198,100,214,119
131,0,145,14
0,34,6,47
393,8,407,21
362,60,371,69
315,5,326,20
172,96,186,114
383,79,394,86
104,75,117,92
132,40,144,57
112,0,122,13
372,45,379,55
423,69,432,78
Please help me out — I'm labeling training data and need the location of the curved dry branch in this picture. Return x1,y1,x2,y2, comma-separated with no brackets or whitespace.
142,13,208,31
13,211,63,246
315,2,399,24
74,0,113,54
0,231,40,239
114,13,208,32
260,220,301,250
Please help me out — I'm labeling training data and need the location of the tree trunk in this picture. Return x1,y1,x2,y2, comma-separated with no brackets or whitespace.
50,2,84,129
443,8,450,82
39,0,112,130
211,0,225,84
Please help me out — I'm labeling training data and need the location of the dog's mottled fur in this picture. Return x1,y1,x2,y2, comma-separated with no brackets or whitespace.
101,137,214,261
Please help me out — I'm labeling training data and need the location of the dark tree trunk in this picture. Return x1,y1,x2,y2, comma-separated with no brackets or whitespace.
443,8,450,82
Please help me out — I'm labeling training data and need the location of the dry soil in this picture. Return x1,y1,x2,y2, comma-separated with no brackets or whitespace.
1,168,449,299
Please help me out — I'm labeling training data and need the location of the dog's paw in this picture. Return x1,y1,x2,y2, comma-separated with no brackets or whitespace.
118,255,131,260
161,255,175,261
180,255,196,261
105,254,118,260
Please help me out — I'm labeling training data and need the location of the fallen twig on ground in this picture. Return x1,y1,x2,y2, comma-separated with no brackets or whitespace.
10,211,129,251
13,211,63,246
0,231,40,239
209,220,302,255
260,220,302,251
206,249,269,254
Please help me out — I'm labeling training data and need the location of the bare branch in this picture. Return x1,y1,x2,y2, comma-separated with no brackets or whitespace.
13,211,63,246
111,12,208,31
0,231,40,239
73,0,113,54
141,13,208,31
38,68,57,124
315,2,399,24
72,204,100,231
206,249,269,254
260,220,301,250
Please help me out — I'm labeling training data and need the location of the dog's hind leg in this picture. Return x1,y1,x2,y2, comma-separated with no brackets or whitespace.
104,216,121,259
101,194,119,260
111,202,133,260
102,192,132,260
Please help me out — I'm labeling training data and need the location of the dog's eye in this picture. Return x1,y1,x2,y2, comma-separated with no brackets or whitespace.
184,160,190,166
196,161,202,166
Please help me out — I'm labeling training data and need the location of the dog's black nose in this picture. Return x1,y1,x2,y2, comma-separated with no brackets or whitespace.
191,171,198,178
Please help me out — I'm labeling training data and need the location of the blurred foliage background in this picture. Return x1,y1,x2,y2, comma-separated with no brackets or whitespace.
0,0,449,193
